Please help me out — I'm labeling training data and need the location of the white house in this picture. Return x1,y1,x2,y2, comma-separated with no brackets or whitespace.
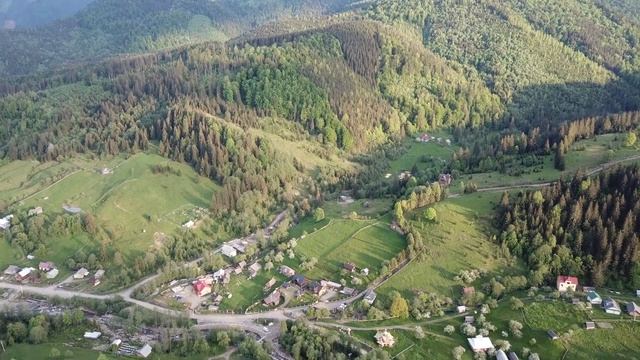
74,267,89,279
221,244,237,258
556,275,578,292
0,215,13,230
586,291,602,305
83,331,102,339
137,344,152,358
46,268,59,279
467,335,494,353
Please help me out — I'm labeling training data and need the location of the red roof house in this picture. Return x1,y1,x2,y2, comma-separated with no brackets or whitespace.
556,276,578,292
193,280,211,297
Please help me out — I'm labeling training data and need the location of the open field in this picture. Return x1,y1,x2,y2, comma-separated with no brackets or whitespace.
0,153,221,281
352,328,469,360
388,139,455,175
293,219,406,281
378,191,518,298
219,271,287,312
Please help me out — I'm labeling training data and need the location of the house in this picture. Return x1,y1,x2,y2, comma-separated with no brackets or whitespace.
38,262,55,272
16,267,34,281
220,244,237,258
462,287,475,296
264,277,277,291
111,339,122,347
457,305,467,314
547,330,559,340
74,268,89,279
263,290,281,306
93,269,105,286
46,268,59,279
343,262,356,272
279,265,296,277
182,220,195,229
496,350,508,360
464,316,475,324
507,352,520,360
415,133,432,143
0,215,13,230
439,174,453,187
626,302,640,316
364,290,377,305
556,275,578,292
83,331,102,339
231,241,247,253
193,280,212,297
320,280,342,289
28,207,43,217
213,269,226,281
374,330,395,347
3,265,20,275
585,322,596,330
361,268,369,276
467,335,494,353
308,281,324,295
248,262,262,278
137,344,153,358
291,275,307,287
603,298,621,315
586,291,602,305
341,287,355,296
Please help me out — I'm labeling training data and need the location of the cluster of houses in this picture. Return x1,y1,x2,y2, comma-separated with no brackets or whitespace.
84,331,152,359
4,261,59,282
415,133,452,146
556,275,640,317
74,267,105,286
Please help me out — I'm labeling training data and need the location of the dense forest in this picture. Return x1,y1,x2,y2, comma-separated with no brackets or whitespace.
497,166,640,289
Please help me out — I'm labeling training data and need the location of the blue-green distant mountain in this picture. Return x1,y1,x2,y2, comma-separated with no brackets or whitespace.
0,0,94,28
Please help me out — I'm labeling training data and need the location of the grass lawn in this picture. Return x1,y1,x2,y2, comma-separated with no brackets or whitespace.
566,321,640,359
0,343,116,360
378,191,517,298
0,153,221,287
219,271,287,312
294,220,406,281
388,139,455,174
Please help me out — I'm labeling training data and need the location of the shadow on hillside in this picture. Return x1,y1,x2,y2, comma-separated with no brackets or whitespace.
505,75,640,129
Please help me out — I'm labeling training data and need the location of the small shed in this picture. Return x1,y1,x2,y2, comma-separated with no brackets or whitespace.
3,265,20,275
137,344,152,358
585,322,596,330
83,331,102,339
547,330,559,340
74,268,89,279
220,244,237,258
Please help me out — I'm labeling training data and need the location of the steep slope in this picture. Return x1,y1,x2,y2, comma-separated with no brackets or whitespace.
0,0,354,77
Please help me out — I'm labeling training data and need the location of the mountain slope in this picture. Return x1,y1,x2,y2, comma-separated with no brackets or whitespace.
0,0,94,29
0,0,354,77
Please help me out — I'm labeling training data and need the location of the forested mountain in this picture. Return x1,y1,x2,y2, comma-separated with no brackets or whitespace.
498,166,640,289
0,0,94,29
0,0,355,77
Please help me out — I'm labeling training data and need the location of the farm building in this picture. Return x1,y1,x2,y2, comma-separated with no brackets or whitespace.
264,277,277,291
28,207,43,217
264,290,281,306
193,280,212,297
291,275,307,287
3,265,20,275
364,290,377,305
603,298,621,315
248,262,262,278
46,268,59,279
279,265,296,277
137,344,152,358
439,174,453,187
585,322,596,330
74,268,89,279
84,331,102,339
556,275,578,292
0,215,14,230
93,269,105,286
341,287,355,296
586,291,602,305
496,350,508,360
374,330,395,347
462,287,475,296
627,302,640,316
343,262,356,272
221,245,237,258
38,262,55,272
16,267,34,281
467,335,494,352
